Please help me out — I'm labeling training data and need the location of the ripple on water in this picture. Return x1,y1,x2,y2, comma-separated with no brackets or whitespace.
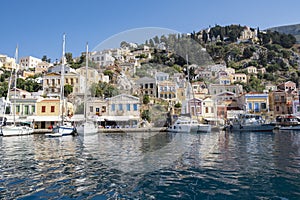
0,132,299,199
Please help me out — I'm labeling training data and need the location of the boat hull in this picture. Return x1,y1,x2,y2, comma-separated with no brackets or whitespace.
46,125,76,137
168,124,211,133
1,125,34,136
278,125,300,131
229,124,275,132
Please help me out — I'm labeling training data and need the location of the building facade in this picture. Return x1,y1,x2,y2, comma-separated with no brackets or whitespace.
19,56,42,70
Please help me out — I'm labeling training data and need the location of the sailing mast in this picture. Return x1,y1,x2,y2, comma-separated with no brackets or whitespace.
2,47,17,126
13,46,18,125
84,43,88,123
186,54,200,123
60,34,66,125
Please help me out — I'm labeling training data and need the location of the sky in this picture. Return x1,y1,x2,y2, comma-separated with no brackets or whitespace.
1,0,300,62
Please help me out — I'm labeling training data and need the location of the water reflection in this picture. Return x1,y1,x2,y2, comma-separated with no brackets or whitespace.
80,132,201,173
0,131,300,199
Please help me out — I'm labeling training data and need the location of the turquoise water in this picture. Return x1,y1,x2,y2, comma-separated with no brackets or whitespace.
0,131,300,199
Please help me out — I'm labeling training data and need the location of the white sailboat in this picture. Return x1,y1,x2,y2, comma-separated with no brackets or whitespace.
0,46,34,136
46,34,76,137
76,43,98,135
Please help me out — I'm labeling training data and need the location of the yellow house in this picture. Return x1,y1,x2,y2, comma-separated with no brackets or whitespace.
31,98,60,129
23,71,35,78
36,98,60,116
230,73,247,83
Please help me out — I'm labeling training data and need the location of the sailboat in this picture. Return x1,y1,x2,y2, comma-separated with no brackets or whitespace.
75,43,98,135
46,34,76,137
0,46,34,136
167,54,211,133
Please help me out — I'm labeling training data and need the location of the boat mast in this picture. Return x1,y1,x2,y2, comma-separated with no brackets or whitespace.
61,34,66,125
186,54,200,123
84,43,88,122
13,45,18,125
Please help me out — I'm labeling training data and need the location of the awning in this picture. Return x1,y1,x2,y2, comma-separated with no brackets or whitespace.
27,116,61,122
97,115,139,122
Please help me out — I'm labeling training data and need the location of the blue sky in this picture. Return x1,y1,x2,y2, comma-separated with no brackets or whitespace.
1,0,300,61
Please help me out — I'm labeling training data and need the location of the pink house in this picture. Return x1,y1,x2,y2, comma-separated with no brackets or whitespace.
277,81,297,94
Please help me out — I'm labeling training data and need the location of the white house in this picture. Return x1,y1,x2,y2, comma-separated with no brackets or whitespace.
19,56,42,70
90,51,115,67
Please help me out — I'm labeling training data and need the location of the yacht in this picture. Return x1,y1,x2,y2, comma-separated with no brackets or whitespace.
227,113,275,132
168,116,211,133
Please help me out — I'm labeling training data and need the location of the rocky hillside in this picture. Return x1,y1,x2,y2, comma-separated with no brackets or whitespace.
268,24,300,43
141,24,300,91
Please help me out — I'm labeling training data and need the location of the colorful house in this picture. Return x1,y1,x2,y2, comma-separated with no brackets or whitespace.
242,92,269,114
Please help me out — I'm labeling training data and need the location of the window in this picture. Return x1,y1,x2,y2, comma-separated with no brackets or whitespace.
150,83,153,88
90,106,93,112
254,103,259,112
276,106,280,112
102,106,106,113
32,106,35,113
297,106,300,112
51,106,55,112
248,103,252,110
42,106,46,113
119,104,123,111
261,103,266,110
16,105,20,113
24,105,29,115
206,107,209,113
112,104,115,111
127,104,130,111
133,104,138,111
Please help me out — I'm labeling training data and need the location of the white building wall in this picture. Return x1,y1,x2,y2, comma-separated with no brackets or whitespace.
20,56,42,70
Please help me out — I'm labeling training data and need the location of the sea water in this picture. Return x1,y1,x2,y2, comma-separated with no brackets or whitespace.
0,131,300,199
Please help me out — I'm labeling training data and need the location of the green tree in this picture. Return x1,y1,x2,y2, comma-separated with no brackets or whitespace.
64,84,73,97
65,52,73,64
143,94,150,104
243,47,254,59
141,110,151,122
153,36,160,44
149,39,154,47
0,81,8,98
103,70,114,81
90,82,119,98
174,102,182,108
